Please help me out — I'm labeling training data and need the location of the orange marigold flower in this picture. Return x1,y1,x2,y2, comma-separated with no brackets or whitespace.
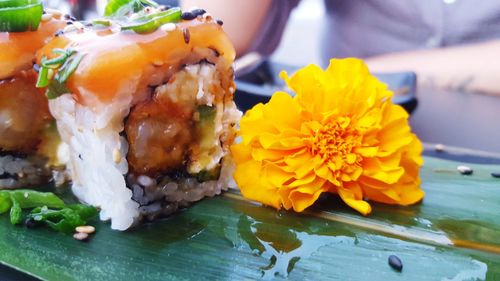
231,58,425,215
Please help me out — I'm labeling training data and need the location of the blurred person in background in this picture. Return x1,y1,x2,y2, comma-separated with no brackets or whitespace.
182,0,500,95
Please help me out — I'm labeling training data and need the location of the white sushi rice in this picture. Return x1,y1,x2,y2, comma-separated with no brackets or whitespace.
49,63,240,230
50,93,139,231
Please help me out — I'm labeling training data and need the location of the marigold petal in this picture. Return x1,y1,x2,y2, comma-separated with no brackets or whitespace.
337,185,372,215
233,158,281,209
264,162,294,187
289,178,328,212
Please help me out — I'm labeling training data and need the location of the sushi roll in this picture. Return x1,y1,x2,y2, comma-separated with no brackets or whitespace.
37,7,241,230
0,8,67,189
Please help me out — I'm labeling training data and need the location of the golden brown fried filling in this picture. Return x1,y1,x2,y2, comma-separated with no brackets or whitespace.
0,72,52,154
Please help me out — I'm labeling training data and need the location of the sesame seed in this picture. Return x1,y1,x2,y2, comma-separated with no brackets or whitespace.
160,23,176,32
75,225,95,234
73,232,89,241
54,29,64,37
181,11,197,20
47,69,55,80
388,255,403,272
216,19,224,26
183,28,190,44
153,60,164,67
203,13,213,21
191,8,206,16
63,25,76,33
41,13,53,22
113,149,121,164
457,165,473,175
434,144,445,152
45,8,62,17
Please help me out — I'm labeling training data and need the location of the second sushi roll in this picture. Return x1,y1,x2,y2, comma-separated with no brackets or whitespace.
37,6,241,230
0,7,68,189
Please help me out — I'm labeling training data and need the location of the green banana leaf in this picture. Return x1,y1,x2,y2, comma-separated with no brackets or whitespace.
0,152,499,281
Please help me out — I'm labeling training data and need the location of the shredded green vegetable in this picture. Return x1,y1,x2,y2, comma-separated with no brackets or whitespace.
28,204,98,233
104,0,158,17
0,190,98,233
120,7,181,34
36,48,85,99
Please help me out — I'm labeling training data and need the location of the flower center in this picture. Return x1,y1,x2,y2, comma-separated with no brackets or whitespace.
309,117,362,165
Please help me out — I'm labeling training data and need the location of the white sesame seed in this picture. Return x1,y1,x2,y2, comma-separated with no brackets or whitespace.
47,69,55,80
457,165,473,175
137,175,154,187
41,13,53,22
75,225,95,234
160,23,176,32
45,8,62,17
113,149,121,164
73,21,85,30
434,144,445,152
153,60,164,67
73,232,89,241
24,192,28,198
203,13,212,21
63,25,77,33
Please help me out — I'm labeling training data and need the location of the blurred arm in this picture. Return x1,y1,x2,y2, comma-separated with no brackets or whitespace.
365,40,500,95
181,0,272,56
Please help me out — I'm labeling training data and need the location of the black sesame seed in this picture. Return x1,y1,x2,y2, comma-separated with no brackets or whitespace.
388,255,403,272
491,172,500,178
191,8,206,16
181,11,197,20
66,21,73,25
54,29,64,37
63,14,71,20
25,218,42,229
216,19,224,26
183,28,190,44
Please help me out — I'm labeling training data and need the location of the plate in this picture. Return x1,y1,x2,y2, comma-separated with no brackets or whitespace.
0,148,499,280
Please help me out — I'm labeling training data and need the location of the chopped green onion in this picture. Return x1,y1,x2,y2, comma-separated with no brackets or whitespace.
121,7,181,34
104,0,158,17
92,19,111,27
36,48,85,99
0,0,43,32
36,65,49,87
56,53,84,83
9,198,22,224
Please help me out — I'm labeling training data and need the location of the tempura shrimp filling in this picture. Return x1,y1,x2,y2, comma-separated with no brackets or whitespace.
125,60,239,221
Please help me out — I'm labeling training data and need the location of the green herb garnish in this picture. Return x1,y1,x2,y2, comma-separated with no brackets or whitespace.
27,204,98,233
36,48,85,99
120,7,181,34
0,190,98,233
104,0,158,17
0,0,43,32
